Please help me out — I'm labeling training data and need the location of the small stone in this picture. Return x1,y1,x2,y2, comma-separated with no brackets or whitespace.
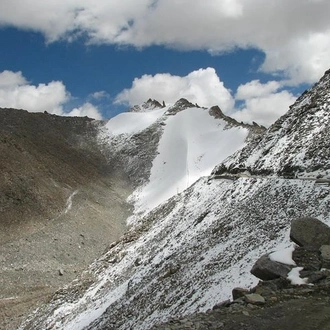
269,296,278,303
212,299,231,310
58,269,64,276
244,293,266,305
242,310,250,316
232,287,249,300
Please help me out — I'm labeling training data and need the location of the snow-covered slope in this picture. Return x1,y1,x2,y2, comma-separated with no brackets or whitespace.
20,177,330,330
213,69,330,178
101,98,252,215
19,70,330,330
130,106,248,214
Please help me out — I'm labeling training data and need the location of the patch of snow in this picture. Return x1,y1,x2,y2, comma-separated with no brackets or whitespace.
104,107,168,136
269,246,296,266
64,190,78,214
287,267,308,285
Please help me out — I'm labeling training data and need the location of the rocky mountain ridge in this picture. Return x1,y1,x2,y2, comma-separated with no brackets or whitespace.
1,97,263,329
18,69,330,329
213,69,330,179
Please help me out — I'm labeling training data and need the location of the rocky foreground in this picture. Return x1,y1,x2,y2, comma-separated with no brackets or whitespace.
152,217,330,330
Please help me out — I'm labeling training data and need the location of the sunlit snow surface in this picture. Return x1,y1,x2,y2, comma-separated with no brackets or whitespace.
129,107,248,214
269,246,296,266
105,107,168,136
104,106,248,215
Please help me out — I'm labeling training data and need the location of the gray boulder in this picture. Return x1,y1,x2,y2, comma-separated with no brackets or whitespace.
290,217,330,249
244,293,265,305
251,255,293,281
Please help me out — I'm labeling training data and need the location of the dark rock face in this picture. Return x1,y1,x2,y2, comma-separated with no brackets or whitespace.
129,99,164,112
250,255,292,280
320,245,330,269
290,217,330,248
232,287,249,300
292,246,321,271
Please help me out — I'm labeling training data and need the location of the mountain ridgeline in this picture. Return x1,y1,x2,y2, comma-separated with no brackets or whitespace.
1,69,330,330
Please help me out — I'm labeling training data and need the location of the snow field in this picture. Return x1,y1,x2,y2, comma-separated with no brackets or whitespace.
130,107,248,214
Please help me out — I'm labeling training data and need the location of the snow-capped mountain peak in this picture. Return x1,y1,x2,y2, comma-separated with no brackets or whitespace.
100,99,257,216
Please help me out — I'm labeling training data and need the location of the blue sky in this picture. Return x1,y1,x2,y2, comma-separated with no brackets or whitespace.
0,0,329,126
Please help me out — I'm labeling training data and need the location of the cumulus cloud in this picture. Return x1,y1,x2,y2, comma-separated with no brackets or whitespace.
90,91,109,100
115,68,235,112
1,0,330,84
232,80,297,126
67,102,102,120
116,69,297,127
235,80,281,100
0,70,27,87
0,70,102,119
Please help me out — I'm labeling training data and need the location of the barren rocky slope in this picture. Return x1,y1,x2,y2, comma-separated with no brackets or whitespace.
0,109,133,330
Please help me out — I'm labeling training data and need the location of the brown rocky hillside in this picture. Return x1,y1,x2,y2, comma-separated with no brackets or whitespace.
0,108,132,330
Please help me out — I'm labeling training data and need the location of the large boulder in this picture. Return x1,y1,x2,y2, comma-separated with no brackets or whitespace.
251,254,293,281
290,217,330,249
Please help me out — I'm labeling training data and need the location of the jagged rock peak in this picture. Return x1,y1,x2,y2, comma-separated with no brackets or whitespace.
213,68,330,178
129,98,165,112
165,98,202,115
208,105,266,132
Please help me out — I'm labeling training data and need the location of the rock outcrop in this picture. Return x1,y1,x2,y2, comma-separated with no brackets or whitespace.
290,217,330,248
250,255,292,281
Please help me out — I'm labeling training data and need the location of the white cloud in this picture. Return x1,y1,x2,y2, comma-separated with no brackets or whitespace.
232,80,297,126
0,70,27,87
1,0,330,85
90,91,109,100
0,70,102,119
235,80,281,100
67,102,102,120
116,69,297,127
115,68,235,112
